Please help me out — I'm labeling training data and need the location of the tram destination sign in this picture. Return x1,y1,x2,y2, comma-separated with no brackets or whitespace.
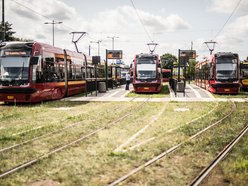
180,50,196,59
107,50,123,59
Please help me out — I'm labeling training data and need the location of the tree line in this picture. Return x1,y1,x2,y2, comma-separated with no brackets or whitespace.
0,21,30,41
160,53,197,80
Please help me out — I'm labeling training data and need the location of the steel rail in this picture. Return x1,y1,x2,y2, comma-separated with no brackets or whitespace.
0,102,130,153
108,102,236,186
190,124,248,186
0,97,151,179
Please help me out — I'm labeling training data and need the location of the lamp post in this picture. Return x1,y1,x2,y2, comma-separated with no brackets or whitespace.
107,36,119,50
44,20,62,46
2,0,5,42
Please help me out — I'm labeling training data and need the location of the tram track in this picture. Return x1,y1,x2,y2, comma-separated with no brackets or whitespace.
190,123,248,186
0,101,132,153
126,102,219,152
0,97,152,179
0,101,113,137
108,102,236,186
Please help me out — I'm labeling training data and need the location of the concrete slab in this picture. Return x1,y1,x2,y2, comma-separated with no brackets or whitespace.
61,83,248,103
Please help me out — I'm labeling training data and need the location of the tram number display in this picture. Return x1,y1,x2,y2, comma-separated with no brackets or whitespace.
7,96,14,100
4,51,28,56
107,50,123,59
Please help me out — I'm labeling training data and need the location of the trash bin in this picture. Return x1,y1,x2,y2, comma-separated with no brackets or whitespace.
177,81,185,92
98,82,106,93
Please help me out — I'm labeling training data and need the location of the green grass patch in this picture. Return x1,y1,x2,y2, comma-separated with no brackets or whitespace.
0,101,247,186
213,90,248,98
126,84,170,98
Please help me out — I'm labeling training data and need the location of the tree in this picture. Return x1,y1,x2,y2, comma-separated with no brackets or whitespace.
0,21,30,41
160,53,177,69
0,21,16,41
186,59,197,80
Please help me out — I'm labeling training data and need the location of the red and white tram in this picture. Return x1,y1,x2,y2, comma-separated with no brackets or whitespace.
0,41,86,103
132,53,162,93
240,60,248,90
195,52,240,94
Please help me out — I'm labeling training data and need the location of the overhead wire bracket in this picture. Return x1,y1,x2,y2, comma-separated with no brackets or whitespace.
70,32,87,53
147,42,158,54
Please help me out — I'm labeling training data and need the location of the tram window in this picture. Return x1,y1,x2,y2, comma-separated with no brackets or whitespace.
75,67,82,80
81,67,86,79
98,67,105,78
137,58,155,64
209,64,214,79
117,68,121,76
108,67,112,78
43,57,57,82
87,68,91,78
71,66,76,80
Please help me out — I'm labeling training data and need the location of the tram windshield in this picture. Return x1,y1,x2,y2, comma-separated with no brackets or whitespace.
136,63,156,80
241,63,248,78
137,58,155,64
216,57,238,81
0,57,30,85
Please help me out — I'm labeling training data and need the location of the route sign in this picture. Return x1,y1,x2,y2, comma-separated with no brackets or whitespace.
107,50,123,59
180,50,196,59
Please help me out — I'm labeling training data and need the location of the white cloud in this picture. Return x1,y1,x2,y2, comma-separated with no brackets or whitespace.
123,6,191,32
7,0,247,62
210,0,248,14
215,15,248,45
85,6,191,35
11,0,77,21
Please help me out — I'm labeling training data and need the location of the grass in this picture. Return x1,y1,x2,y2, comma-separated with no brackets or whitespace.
0,101,247,185
213,90,248,98
126,84,170,98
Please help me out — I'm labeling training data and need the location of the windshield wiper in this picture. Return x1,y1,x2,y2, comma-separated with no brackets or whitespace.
20,61,24,80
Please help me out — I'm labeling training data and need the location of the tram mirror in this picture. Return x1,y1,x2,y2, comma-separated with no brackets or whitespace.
30,57,39,65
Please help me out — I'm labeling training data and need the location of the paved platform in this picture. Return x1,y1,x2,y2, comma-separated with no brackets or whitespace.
62,84,248,102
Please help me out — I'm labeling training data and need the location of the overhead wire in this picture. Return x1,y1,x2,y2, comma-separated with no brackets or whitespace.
214,0,243,39
129,0,153,42
10,0,103,44
10,0,75,32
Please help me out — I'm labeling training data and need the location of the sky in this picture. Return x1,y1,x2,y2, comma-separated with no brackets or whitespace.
2,0,248,64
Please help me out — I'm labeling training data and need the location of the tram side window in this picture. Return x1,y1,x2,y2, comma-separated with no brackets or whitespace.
81,67,86,79
86,68,91,78
58,64,64,81
209,64,214,80
112,67,116,78
199,68,203,80
72,66,76,80
68,62,72,80
202,64,207,80
195,69,199,79
108,67,112,78
117,67,121,77
98,67,105,78
75,66,82,80
43,57,57,82
68,64,76,80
